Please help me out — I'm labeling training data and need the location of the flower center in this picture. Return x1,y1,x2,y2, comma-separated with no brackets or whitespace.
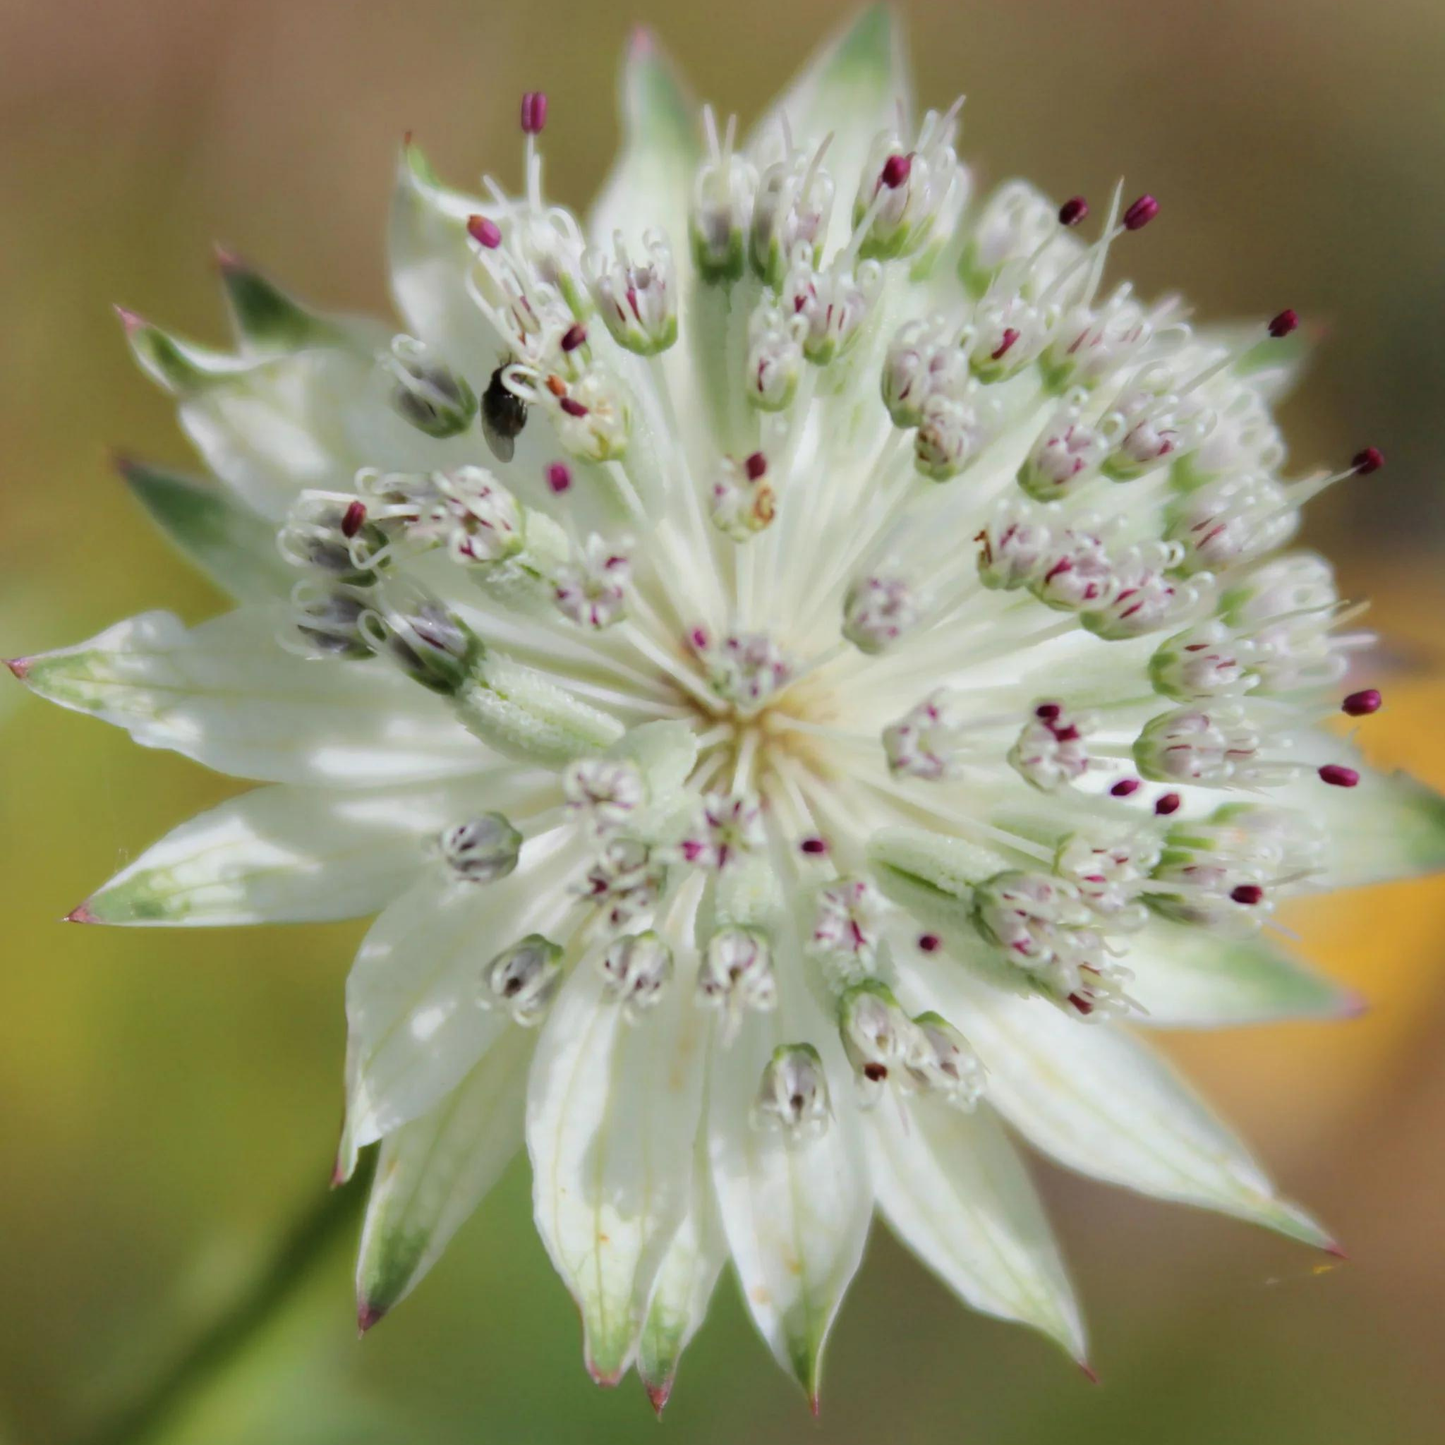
676,633,851,808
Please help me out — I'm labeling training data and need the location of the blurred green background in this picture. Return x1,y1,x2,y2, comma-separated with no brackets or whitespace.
3,1,1445,1441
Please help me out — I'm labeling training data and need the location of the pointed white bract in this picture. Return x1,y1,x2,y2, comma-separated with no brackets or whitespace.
526,949,707,1384
16,6,1445,1415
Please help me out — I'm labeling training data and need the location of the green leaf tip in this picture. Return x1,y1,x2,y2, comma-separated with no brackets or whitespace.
116,456,293,602
828,4,905,85
400,136,442,189
620,26,696,149
115,308,245,396
216,246,339,351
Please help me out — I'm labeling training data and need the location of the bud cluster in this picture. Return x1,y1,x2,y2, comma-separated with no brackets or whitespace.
971,871,1135,1019
838,981,984,1109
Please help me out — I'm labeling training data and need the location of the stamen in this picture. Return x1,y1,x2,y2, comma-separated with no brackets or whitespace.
1284,447,1386,508
1342,688,1381,716
520,91,548,136
1173,309,1306,398
1039,181,1128,306
881,153,912,189
1318,764,1360,788
1122,194,1159,230
341,500,367,538
467,214,502,249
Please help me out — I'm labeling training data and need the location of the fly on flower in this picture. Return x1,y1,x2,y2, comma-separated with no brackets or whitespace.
12,5,1445,1419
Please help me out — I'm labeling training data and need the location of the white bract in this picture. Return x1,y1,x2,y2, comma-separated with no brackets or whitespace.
12,9,1445,1417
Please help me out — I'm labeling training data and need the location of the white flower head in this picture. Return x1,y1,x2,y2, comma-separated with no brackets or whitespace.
903,1011,986,1110
381,333,479,438
806,876,887,990
695,630,794,710
677,791,765,871
843,573,919,654
437,813,523,883
782,251,883,367
971,871,1135,1020
743,295,807,411
1144,802,1325,933
691,108,758,283
1008,700,1099,793
852,100,967,263
577,837,665,929
562,756,647,835
584,229,678,356
751,1042,833,1142
883,690,967,779
750,136,835,287
882,315,970,429
20,13,1438,1413
553,533,631,630
698,925,778,1044
1054,832,1161,932
597,929,674,1020
709,452,776,541
838,979,920,1108
480,934,564,1026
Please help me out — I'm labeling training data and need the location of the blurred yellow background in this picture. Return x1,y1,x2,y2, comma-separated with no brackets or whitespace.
2,1,1444,1441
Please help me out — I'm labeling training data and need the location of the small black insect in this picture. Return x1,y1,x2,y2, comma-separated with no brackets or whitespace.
480,363,528,462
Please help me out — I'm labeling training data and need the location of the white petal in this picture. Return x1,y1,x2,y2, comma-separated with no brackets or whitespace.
607,717,701,823
899,953,1333,1248
1269,730,1445,888
1126,922,1353,1028
132,321,373,520
79,770,548,926
526,951,708,1384
125,313,480,520
1311,764,1445,889
637,1124,727,1413
388,144,500,380
339,831,580,1175
746,5,911,259
14,608,489,787
707,959,871,1404
866,1097,1086,1362
384,145,574,507
217,253,384,359
181,347,491,521
588,30,700,255
355,1023,533,1326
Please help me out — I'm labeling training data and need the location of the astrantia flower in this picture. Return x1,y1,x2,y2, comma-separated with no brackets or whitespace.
11,7,1445,1416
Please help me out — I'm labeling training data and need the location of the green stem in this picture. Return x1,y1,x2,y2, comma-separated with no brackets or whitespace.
72,1153,375,1445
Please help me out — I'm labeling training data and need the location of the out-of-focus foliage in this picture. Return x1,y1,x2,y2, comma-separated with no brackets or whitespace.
1,2,1443,1442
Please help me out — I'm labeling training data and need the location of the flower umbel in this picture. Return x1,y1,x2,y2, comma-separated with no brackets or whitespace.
14,8,1445,1418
